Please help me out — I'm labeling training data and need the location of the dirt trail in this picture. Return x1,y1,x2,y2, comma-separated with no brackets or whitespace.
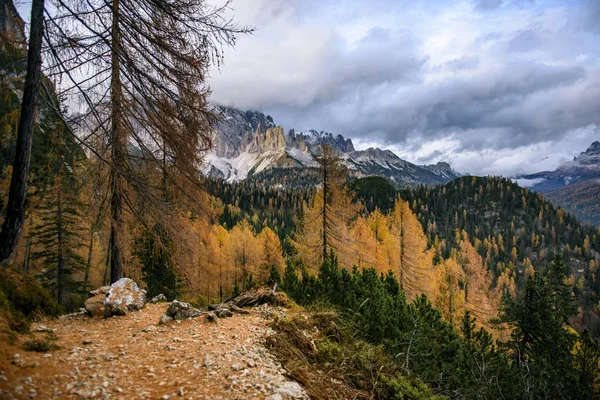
0,303,308,400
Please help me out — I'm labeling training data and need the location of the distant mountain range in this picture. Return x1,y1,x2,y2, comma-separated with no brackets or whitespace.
203,106,459,186
517,141,600,227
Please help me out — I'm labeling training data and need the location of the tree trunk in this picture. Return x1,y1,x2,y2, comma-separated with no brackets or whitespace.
102,246,110,286
22,216,32,272
56,178,64,305
322,156,328,263
83,230,94,291
0,0,45,264
109,0,124,283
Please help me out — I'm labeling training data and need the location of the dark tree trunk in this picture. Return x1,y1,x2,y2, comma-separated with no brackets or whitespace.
109,0,124,283
0,0,45,264
83,230,94,291
56,180,64,305
22,217,32,272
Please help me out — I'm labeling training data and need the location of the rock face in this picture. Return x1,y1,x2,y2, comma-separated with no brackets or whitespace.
165,300,202,320
104,278,146,316
205,106,459,186
85,279,146,317
84,294,107,318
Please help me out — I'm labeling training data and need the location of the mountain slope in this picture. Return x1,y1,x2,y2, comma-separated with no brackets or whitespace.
544,179,600,227
400,176,600,333
204,106,459,187
519,141,600,226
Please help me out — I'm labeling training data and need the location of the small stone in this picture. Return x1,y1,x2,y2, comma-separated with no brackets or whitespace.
43,353,53,359
231,363,241,371
205,312,218,324
203,355,214,367
82,340,92,345
142,325,157,333
177,387,184,396
276,381,305,398
215,308,233,318
149,294,167,303
158,314,173,325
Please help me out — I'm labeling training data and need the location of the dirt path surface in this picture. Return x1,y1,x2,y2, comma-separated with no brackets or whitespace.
0,303,308,400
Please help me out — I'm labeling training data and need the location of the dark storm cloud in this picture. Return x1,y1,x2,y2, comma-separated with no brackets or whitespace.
210,0,600,174
474,0,504,11
508,30,543,53
265,62,590,152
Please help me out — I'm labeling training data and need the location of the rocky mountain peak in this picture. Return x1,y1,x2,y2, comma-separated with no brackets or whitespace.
205,105,459,186
583,141,600,156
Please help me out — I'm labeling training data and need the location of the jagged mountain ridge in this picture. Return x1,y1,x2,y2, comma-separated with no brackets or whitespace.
518,141,600,226
521,141,600,191
203,106,459,186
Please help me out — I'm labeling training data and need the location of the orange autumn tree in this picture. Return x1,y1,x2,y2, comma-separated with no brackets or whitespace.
295,145,360,270
387,198,434,299
348,216,378,270
433,257,465,326
258,226,284,279
456,230,499,328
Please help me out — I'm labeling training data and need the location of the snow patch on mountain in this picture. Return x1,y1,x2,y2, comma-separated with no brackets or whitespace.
205,106,459,186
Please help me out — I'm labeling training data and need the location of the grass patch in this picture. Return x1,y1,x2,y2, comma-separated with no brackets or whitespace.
0,268,61,336
266,311,442,400
24,332,59,352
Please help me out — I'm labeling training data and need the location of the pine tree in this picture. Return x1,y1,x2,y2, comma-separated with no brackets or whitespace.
134,223,178,300
30,125,86,309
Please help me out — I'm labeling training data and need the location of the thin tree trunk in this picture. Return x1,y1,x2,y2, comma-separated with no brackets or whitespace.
0,0,45,264
56,178,64,305
83,230,94,291
22,216,32,272
102,245,110,286
109,0,124,283
399,208,405,291
322,157,328,263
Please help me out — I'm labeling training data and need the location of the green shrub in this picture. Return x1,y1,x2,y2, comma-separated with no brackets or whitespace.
0,268,61,334
24,335,59,352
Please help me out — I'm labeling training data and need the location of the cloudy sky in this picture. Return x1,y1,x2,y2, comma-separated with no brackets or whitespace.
207,0,600,176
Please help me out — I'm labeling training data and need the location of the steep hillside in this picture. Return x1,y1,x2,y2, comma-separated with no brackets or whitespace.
544,179,600,227
519,142,600,226
400,176,600,332
204,106,459,187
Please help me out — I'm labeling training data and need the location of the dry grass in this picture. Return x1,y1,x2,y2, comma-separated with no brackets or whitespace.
266,311,370,400
266,310,442,400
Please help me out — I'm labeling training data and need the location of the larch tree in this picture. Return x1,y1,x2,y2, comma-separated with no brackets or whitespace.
259,226,284,277
458,231,498,326
296,144,360,269
366,207,392,273
43,0,252,282
348,216,377,270
433,257,464,326
388,198,433,299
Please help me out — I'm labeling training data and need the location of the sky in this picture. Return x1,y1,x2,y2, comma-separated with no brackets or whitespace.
14,0,600,177
206,0,600,176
